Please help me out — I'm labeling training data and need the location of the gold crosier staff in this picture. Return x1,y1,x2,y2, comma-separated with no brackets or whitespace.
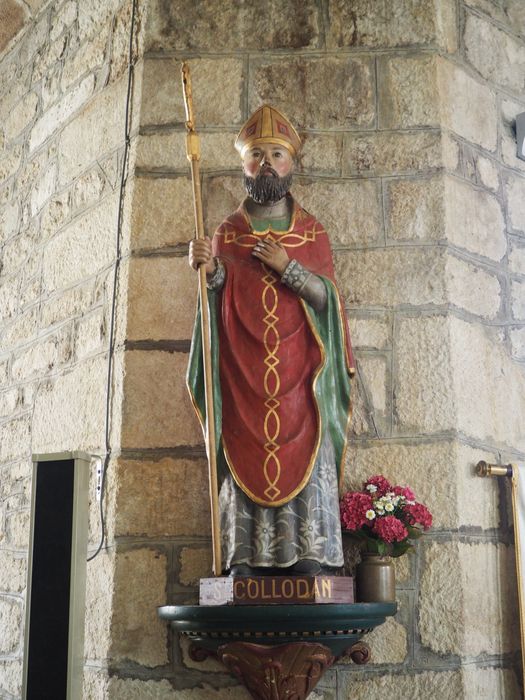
181,63,222,576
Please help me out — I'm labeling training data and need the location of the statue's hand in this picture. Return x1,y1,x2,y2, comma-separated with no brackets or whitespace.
252,238,289,276
189,237,215,276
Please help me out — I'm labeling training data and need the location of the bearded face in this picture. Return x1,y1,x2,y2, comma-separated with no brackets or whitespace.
243,169,293,205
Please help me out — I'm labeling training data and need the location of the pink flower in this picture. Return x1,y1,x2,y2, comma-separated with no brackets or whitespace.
393,485,416,502
372,515,408,543
364,475,391,497
340,492,374,531
404,503,432,529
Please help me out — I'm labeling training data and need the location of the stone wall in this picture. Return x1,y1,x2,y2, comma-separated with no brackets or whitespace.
1,0,525,698
0,0,144,696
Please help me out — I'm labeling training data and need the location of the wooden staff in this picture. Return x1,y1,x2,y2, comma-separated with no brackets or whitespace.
181,62,221,576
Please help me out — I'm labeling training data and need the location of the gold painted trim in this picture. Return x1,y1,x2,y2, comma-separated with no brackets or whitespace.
239,197,299,237
239,136,297,157
331,279,355,495
222,298,325,509
510,464,525,685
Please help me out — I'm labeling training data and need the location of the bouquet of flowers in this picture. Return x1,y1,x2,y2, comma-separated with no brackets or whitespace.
340,475,432,557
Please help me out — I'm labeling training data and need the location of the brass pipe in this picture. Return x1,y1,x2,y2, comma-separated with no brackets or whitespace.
475,461,513,478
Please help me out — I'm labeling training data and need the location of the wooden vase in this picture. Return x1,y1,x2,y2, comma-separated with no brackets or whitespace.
356,553,396,602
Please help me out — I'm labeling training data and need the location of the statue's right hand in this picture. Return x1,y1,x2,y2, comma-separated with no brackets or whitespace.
189,237,215,275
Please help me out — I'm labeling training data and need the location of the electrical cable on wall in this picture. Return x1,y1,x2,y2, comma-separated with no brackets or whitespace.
87,0,138,562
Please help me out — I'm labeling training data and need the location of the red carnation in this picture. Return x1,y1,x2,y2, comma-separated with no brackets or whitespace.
364,475,391,496
393,485,416,502
340,492,373,531
404,503,432,529
372,515,408,543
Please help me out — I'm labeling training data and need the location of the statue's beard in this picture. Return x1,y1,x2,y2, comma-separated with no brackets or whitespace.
243,171,293,205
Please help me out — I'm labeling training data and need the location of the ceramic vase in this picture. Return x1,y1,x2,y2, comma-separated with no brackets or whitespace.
355,553,396,602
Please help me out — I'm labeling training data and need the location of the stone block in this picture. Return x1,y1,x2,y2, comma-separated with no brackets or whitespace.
135,131,186,172
61,31,108,91
30,161,56,215
501,98,525,174
326,0,457,50
5,509,30,549
299,133,343,176
127,256,197,341
438,58,498,152
1,309,39,352
345,614,407,665
340,669,461,699
335,247,447,308
343,131,441,176
345,438,500,530
2,228,35,279
378,54,439,129
356,354,389,416
77,0,121,42
444,176,505,262
293,179,382,248
3,90,38,141
204,175,246,235
509,241,525,275
11,338,57,381
50,0,76,40
39,190,71,241
141,57,244,127
386,175,444,242
42,193,119,294
510,327,525,360
131,176,195,250
0,550,25,592
200,132,243,171
250,56,375,130
0,199,19,245
446,254,501,320
0,1,28,55
477,155,500,192
32,355,107,453
505,172,525,235
114,457,211,538
0,597,23,654
107,678,250,699
111,548,168,666
59,77,126,187
75,309,106,361
394,315,454,434
40,278,96,328
0,415,30,462
465,12,525,94
348,313,391,350
84,551,114,660
461,668,521,700
511,279,525,321
121,350,202,448
30,74,96,152
32,34,68,83
179,547,213,586
450,317,525,451
72,165,108,214
348,371,375,439
0,660,23,700
419,541,520,655
0,143,22,186
146,0,320,51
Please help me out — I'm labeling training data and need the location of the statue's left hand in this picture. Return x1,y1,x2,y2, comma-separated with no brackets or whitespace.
252,238,289,276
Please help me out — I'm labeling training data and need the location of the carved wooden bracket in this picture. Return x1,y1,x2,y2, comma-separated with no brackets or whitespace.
217,641,334,700
189,639,371,700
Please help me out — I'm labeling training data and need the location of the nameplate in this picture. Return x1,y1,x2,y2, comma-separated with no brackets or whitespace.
199,575,354,606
